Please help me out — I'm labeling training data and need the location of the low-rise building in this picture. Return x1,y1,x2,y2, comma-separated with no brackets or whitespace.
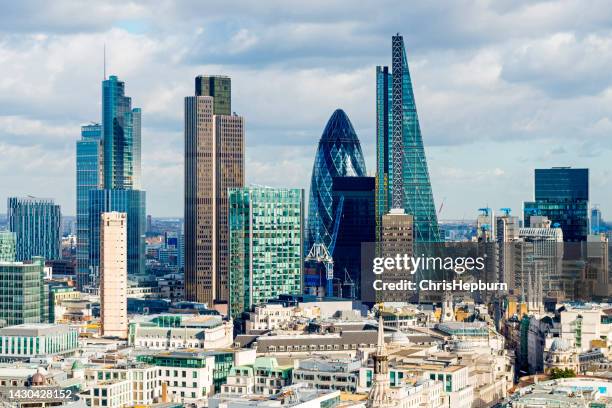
0,323,79,361
292,357,360,393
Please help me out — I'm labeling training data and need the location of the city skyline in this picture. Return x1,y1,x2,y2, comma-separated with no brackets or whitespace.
2,2,612,219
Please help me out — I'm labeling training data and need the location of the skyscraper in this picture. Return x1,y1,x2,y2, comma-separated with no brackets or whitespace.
306,109,367,253
82,75,146,289
8,197,61,262
524,167,589,242
195,75,231,115
228,186,303,318
376,34,439,243
185,76,244,306
99,212,128,338
76,123,103,289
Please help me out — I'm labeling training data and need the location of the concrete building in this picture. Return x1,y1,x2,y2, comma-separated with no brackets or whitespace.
221,357,292,396
100,212,128,338
185,76,244,306
379,209,414,303
293,357,361,393
210,384,341,408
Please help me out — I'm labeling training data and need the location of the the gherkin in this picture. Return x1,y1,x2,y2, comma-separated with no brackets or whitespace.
306,109,367,252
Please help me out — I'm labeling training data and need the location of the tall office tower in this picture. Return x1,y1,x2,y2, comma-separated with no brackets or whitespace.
185,77,244,305
228,187,303,318
590,206,602,234
0,231,15,262
306,109,367,253
524,167,589,242
586,234,609,298
380,209,414,302
102,75,142,190
195,75,231,115
84,75,146,289
100,212,128,338
76,123,103,289
376,34,439,243
8,197,61,262
0,257,47,327
330,176,375,299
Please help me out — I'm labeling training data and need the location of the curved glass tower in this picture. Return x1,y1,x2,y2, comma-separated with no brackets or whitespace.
306,109,367,252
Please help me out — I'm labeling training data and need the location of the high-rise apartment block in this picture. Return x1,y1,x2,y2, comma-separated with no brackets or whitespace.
76,123,103,289
100,212,128,338
524,168,589,242
185,76,244,306
376,34,439,243
8,197,61,262
0,257,47,327
228,187,303,319
0,231,16,262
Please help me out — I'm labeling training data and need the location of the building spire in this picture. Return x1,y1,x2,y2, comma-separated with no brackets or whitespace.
367,309,392,408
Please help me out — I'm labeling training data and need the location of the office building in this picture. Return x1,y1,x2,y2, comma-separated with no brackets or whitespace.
0,257,47,327
88,189,145,285
379,209,414,302
185,75,245,305
100,212,128,338
524,167,589,242
0,323,79,361
228,186,303,319
330,176,375,299
376,34,439,243
0,231,15,262
591,206,603,234
7,196,61,261
76,123,103,290
306,109,367,254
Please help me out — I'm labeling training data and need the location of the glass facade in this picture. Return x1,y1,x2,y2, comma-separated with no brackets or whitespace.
76,123,102,289
524,168,589,242
195,75,231,115
229,187,303,318
0,257,47,326
330,176,376,299
88,189,146,285
0,231,16,262
376,34,440,243
7,197,61,262
306,109,367,253
102,75,141,190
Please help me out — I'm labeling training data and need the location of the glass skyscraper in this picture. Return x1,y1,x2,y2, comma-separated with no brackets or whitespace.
524,167,589,242
76,123,102,289
88,189,145,286
195,75,231,115
0,231,15,262
306,109,367,253
376,34,440,243
77,75,146,290
228,187,303,319
7,197,61,262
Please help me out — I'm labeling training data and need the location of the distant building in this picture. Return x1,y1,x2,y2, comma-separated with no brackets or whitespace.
185,76,244,305
8,196,61,261
524,167,589,242
0,231,15,262
293,357,361,393
228,186,303,319
0,257,47,327
100,212,128,338
222,357,292,396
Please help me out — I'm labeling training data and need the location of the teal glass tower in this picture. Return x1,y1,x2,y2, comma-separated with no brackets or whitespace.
228,187,303,319
0,231,16,262
0,257,48,327
376,34,440,243
7,197,61,262
76,123,102,289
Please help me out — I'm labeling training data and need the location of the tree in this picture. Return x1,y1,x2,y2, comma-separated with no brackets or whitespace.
549,367,576,379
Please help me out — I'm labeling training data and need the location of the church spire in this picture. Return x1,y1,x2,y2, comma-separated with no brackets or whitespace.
367,311,392,408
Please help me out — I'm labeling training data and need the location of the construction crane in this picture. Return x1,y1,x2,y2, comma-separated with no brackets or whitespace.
499,208,512,216
305,196,345,297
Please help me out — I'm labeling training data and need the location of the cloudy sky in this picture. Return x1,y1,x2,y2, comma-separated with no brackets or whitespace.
1,0,612,219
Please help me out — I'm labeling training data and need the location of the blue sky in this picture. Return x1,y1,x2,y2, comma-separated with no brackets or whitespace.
1,0,612,219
